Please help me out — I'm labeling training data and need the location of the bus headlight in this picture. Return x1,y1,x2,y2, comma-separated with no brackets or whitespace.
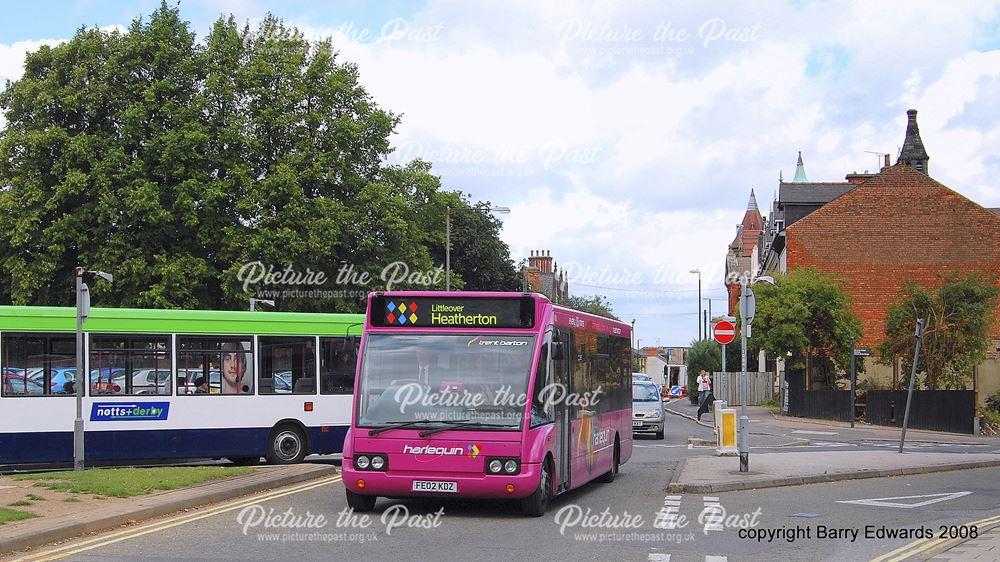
485,457,520,475
370,455,386,470
356,455,370,470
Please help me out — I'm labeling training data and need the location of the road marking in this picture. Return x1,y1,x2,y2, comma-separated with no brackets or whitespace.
647,554,670,561
838,491,971,509
869,512,1000,562
13,475,342,562
702,496,724,532
654,495,683,530
705,556,728,562
791,430,838,435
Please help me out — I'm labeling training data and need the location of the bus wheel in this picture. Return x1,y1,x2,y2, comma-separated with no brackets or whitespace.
345,489,377,512
266,425,308,464
598,438,620,483
227,456,260,466
521,459,552,517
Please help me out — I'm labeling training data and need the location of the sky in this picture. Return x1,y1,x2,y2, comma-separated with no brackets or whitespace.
3,1,1000,347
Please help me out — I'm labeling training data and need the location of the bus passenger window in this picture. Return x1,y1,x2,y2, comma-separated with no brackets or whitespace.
320,337,357,395
258,337,316,395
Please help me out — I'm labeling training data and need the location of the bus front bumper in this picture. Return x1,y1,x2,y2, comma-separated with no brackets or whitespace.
343,463,542,500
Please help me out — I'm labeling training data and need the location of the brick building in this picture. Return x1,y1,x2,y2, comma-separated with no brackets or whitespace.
756,110,1000,401
724,191,764,314
522,250,568,302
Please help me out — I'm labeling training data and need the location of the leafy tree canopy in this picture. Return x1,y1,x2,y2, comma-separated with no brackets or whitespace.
878,271,1000,389
562,294,620,321
751,268,862,388
0,3,517,311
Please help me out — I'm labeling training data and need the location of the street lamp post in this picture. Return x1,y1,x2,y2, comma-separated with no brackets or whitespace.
446,205,510,291
74,267,113,471
703,298,713,342
737,274,774,473
689,269,701,340
250,298,275,312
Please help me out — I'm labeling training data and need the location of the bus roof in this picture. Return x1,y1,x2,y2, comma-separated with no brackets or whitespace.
0,306,365,336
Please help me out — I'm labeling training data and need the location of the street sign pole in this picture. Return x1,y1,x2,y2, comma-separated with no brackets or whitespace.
899,319,925,453
74,268,87,471
850,338,856,429
738,278,754,473
722,344,726,374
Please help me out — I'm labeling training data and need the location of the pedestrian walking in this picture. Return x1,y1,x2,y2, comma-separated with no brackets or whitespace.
696,370,713,421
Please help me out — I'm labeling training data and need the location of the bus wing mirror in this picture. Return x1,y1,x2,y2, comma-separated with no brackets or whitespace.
551,341,565,361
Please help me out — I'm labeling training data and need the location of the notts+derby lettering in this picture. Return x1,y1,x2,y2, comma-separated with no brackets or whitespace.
91,402,170,421
430,304,498,326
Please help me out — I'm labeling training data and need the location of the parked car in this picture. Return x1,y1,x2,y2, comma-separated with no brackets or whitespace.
2,370,46,396
632,381,665,439
131,369,172,395
274,372,293,394
90,367,126,394
632,373,653,383
178,369,221,394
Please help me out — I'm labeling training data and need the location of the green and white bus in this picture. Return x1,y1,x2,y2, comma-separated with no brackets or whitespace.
0,306,363,466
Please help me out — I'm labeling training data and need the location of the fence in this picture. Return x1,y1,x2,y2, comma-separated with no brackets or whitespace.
866,390,977,434
784,368,853,421
711,372,774,406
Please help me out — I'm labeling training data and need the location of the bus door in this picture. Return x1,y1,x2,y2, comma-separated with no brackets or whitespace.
551,328,571,492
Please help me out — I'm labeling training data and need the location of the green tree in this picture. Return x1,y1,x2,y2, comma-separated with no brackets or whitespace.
563,294,620,320
751,268,862,389
686,338,722,404
0,4,516,311
419,192,520,292
878,271,999,389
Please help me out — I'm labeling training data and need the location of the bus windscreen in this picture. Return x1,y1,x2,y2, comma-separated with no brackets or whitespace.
369,296,535,329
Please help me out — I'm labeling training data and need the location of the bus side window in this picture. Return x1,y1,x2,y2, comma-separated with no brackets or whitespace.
320,337,357,395
530,340,553,427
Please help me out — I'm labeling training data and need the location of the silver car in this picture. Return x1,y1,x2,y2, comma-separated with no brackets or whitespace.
632,382,665,439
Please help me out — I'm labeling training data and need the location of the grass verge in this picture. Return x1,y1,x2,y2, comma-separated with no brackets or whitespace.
0,507,36,525
760,398,781,415
13,466,254,499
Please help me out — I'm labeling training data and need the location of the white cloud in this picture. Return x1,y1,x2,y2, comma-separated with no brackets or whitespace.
3,1,1000,344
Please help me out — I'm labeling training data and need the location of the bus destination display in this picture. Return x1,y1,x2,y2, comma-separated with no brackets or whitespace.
370,296,535,329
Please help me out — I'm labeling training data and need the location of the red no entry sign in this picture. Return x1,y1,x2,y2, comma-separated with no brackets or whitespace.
713,320,736,345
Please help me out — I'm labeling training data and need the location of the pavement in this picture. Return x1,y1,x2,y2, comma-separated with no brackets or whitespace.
665,397,1000,561
0,463,337,557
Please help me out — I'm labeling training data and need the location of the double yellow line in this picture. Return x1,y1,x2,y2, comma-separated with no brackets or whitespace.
870,512,1000,562
13,475,343,562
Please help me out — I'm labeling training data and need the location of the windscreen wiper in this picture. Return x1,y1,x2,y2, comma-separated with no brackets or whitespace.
367,418,470,437
418,420,494,437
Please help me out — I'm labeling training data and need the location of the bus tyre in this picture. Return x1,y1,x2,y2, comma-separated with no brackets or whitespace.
521,460,552,517
265,425,308,464
598,438,620,483
345,490,377,512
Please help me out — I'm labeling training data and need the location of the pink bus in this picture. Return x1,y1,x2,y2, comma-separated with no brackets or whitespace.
342,291,632,516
